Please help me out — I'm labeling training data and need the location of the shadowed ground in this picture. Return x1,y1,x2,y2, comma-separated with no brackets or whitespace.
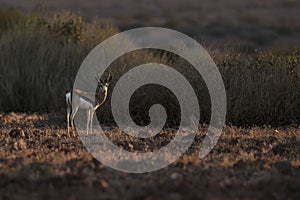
0,113,299,199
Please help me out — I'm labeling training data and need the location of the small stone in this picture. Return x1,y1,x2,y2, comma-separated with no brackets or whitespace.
100,180,108,188
18,139,27,150
272,144,288,155
61,133,68,138
9,140,27,151
170,172,182,180
9,142,18,151
128,143,134,150
8,129,25,139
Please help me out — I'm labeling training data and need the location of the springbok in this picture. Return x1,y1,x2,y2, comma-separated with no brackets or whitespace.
66,73,112,136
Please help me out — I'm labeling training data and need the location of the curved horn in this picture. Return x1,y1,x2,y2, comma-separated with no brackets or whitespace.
106,72,112,83
95,72,103,84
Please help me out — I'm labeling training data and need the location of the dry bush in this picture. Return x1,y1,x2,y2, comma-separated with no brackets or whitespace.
218,50,300,126
95,48,300,127
0,9,118,112
0,9,299,126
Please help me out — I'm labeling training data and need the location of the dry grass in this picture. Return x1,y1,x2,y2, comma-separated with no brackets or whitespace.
0,9,300,127
0,9,118,112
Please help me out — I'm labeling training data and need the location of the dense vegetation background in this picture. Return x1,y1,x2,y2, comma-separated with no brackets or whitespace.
0,8,299,126
2,0,300,50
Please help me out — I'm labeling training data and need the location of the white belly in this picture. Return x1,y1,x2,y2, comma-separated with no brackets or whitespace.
79,98,93,110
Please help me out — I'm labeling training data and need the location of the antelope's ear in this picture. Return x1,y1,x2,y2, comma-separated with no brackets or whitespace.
106,76,112,83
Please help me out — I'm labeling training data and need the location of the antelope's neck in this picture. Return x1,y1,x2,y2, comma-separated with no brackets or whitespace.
94,90,108,110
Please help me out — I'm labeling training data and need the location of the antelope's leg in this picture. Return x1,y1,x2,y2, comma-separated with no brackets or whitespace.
90,110,94,134
67,106,71,136
87,109,91,134
71,107,79,132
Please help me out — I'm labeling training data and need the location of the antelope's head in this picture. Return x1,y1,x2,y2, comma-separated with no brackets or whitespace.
95,72,112,93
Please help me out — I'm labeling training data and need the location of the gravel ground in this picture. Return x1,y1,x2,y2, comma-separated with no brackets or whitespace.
0,112,299,200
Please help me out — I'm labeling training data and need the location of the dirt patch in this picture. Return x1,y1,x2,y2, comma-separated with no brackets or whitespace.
0,113,299,199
